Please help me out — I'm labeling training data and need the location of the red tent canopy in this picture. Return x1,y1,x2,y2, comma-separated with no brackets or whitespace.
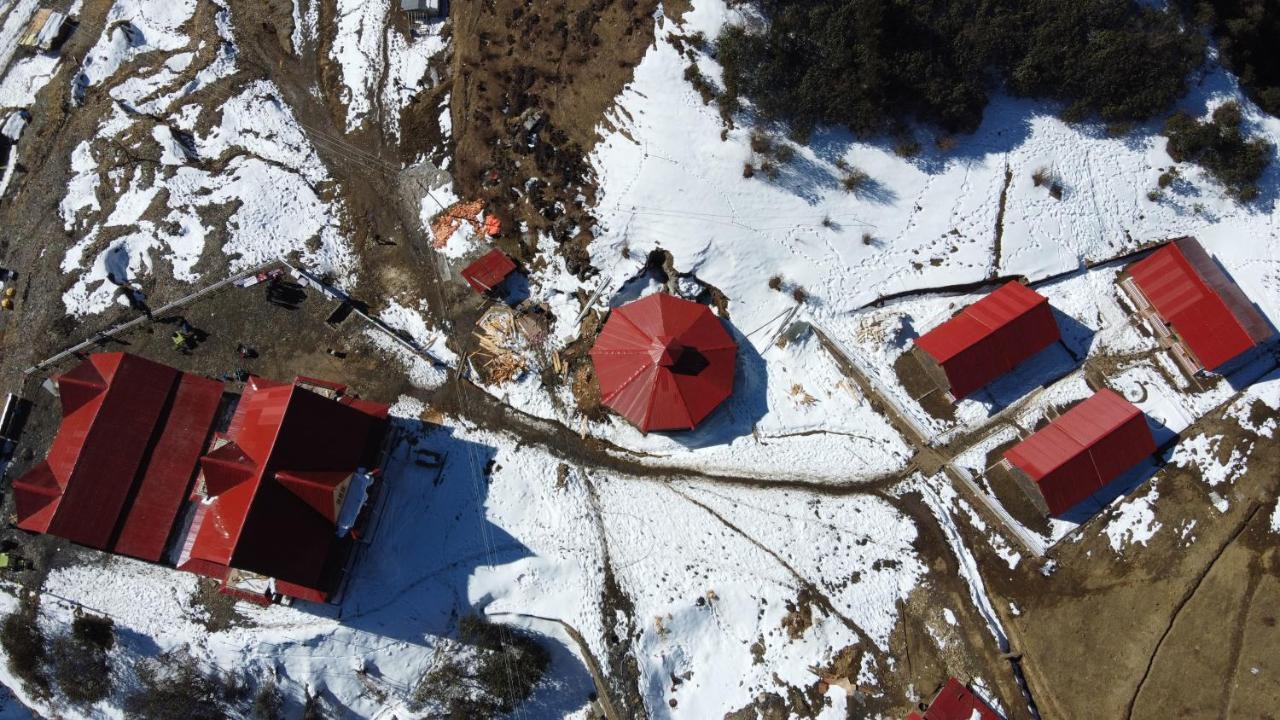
915,281,1060,399
589,294,737,432
906,678,1002,720
1004,389,1155,515
12,353,222,562
1127,238,1271,370
461,249,516,293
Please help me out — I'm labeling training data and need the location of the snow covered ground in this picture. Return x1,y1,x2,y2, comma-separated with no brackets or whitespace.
3,0,1280,716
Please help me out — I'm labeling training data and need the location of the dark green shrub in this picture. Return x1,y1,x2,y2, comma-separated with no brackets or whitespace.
717,1,1204,137
0,594,48,699
124,652,243,720
51,614,115,706
1183,1,1280,117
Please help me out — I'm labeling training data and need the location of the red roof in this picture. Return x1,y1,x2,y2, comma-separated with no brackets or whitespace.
589,294,737,432
915,282,1061,399
12,353,222,562
1004,389,1155,515
461,249,516,293
907,678,1002,720
1127,238,1271,370
177,377,389,602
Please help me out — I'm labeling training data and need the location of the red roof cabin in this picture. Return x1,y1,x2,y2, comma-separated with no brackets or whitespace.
461,249,517,294
1003,389,1155,516
12,353,390,604
589,293,737,432
906,678,1002,720
177,375,389,603
913,281,1061,401
12,353,223,562
1120,237,1271,374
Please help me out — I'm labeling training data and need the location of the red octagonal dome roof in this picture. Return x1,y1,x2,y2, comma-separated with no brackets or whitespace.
589,293,737,432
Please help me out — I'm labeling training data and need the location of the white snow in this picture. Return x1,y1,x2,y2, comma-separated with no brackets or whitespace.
73,0,198,101
1103,486,1162,552
330,0,389,132
1169,433,1250,488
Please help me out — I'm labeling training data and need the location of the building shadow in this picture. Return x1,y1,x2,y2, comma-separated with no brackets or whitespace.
1051,307,1100,363
965,307,1097,416
1056,456,1163,525
309,421,523,640
285,417,597,713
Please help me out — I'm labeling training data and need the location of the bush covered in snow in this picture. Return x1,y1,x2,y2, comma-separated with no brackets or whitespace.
123,650,248,720
717,0,1204,135
1164,101,1273,199
409,615,550,718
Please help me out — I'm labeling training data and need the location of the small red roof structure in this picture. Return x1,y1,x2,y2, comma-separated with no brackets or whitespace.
1123,237,1271,372
914,281,1061,400
177,376,389,603
1004,389,1155,516
461,249,516,294
906,678,1002,720
589,293,737,432
12,353,222,562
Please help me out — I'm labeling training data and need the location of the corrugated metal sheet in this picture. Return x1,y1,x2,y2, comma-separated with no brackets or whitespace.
1004,389,1155,515
912,678,1002,720
114,373,223,561
915,282,1061,398
461,249,516,293
589,293,737,432
1128,239,1266,370
178,378,388,602
13,354,220,561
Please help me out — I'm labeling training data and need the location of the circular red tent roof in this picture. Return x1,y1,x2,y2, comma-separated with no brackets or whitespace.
589,293,737,432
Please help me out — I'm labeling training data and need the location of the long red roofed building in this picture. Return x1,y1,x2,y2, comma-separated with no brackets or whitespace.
1121,237,1271,373
177,375,389,603
12,353,223,562
906,678,1002,720
1003,389,1155,516
589,293,737,432
914,281,1061,400
13,353,390,604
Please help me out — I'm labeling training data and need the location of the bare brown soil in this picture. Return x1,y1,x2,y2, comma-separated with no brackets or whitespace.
447,0,659,275
984,405,1280,720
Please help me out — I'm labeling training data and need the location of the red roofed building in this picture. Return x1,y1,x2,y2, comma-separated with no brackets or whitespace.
1121,237,1271,373
1003,389,1155,516
906,678,1002,720
461,249,517,294
914,281,1061,400
13,353,390,604
589,293,737,432
177,375,389,603
12,353,223,562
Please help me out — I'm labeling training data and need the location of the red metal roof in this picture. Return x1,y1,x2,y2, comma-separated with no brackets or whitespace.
915,282,1061,399
461,249,516,293
1004,389,1155,515
177,376,389,601
589,293,737,432
12,353,221,562
1127,238,1269,370
907,678,1002,720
